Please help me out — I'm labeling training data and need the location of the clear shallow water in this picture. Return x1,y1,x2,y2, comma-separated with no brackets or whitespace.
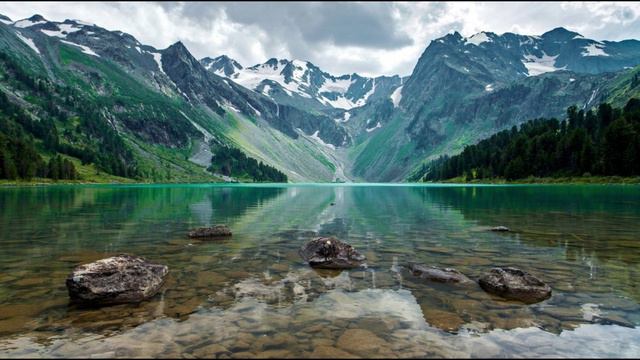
0,184,639,358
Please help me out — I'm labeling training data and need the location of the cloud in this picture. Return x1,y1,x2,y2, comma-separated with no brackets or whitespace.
1,2,640,77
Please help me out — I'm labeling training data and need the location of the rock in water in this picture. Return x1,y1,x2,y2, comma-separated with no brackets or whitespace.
409,263,472,283
66,254,169,306
299,237,366,269
490,226,510,232
479,267,551,304
188,225,232,238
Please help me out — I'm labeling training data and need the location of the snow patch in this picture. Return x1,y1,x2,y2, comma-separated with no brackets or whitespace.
13,19,47,28
60,39,99,57
335,112,351,123
319,77,353,94
366,122,382,133
390,85,403,108
151,52,166,75
40,29,66,38
582,43,609,57
309,130,336,150
522,52,565,76
59,23,81,34
466,32,492,46
15,32,39,54
72,19,94,26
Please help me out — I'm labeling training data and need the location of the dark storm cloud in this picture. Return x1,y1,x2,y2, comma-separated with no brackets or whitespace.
3,2,640,76
159,2,413,50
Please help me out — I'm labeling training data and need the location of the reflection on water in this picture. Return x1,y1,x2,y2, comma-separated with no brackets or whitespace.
0,184,639,358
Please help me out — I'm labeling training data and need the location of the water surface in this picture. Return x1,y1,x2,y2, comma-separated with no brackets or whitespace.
0,184,639,358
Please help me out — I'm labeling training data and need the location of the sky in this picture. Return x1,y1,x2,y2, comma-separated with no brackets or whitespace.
2,2,640,77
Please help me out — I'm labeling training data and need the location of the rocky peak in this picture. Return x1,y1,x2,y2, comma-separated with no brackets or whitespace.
28,14,46,22
541,27,582,42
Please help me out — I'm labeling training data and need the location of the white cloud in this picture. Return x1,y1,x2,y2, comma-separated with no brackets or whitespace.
1,2,640,77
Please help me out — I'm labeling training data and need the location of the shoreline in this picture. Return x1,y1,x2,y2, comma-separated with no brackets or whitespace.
436,175,640,185
2,176,640,187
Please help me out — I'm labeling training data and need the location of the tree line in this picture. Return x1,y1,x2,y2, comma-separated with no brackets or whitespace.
420,99,640,181
208,145,288,182
0,49,138,180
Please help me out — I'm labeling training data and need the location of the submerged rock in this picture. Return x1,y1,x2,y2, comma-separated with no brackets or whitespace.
490,226,510,232
188,225,232,238
408,263,472,284
479,267,551,304
66,254,168,306
299,237,366,269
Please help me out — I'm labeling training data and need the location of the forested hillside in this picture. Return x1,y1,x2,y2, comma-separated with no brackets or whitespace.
418,99,640,181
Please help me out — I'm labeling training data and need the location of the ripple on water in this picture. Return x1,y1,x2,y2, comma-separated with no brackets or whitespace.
0,184,639,357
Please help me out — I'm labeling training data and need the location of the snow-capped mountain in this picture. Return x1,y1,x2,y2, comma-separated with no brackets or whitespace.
4,14,640,183
201,55,243,77
200,56,402,111
432,27,640,82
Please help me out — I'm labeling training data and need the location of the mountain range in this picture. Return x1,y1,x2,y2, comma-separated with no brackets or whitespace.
2,13,640,182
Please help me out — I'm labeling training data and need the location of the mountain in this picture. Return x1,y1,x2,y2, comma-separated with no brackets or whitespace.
349,27,640,181
201,55,243,77
2,14,640,183
0,14,353,182
201,56,403,112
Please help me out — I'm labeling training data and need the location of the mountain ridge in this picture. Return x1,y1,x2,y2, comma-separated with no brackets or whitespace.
3,13,640,183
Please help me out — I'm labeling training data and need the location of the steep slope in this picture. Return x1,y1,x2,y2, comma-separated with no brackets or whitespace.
0,14,349,182
350,28,640,181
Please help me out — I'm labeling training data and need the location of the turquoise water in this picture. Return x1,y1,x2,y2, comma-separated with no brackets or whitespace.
0,184,639,357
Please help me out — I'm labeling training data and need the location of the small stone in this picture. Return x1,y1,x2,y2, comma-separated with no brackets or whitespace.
192,344,230,358
336,329,389,354
310,346,358,358
231,352,255,359
230,341,251,352
421,306,465,332
299,237,366,269
254,349,291,358
408,264,472,284
479,267,551,304
188,225,232,238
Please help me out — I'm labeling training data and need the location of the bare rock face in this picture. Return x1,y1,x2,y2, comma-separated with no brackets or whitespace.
479,267,551,304
66,254,168,306
188,225,232,238
299,237,366,269
409,263,472,284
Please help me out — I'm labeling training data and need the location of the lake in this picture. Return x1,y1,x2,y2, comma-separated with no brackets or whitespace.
0,184,639,358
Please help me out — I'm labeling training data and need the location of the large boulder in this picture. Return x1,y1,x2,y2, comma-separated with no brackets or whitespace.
299,237,366,269
408,263,472,284
66,254,169,306
479,267,551,304
189,225,232,238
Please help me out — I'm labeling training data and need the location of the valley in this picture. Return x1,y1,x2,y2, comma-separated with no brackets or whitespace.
2,14,640,183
